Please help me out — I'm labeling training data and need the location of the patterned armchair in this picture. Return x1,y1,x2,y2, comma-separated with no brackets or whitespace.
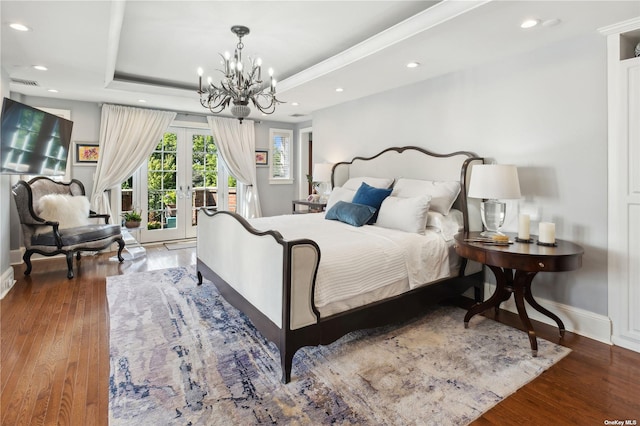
12,177,125,279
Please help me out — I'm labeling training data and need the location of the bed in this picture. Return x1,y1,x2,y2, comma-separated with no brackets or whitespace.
196,146,484,383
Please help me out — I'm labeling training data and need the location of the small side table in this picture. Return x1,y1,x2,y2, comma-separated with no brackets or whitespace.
110,227,146,261
454,231,584,356
292,199,327,214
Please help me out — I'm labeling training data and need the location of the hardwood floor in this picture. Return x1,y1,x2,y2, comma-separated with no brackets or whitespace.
1,246,638,425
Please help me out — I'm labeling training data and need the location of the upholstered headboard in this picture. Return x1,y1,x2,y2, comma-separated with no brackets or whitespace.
331,146,484,233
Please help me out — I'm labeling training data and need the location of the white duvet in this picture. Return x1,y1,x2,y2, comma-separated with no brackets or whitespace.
249,213,451,309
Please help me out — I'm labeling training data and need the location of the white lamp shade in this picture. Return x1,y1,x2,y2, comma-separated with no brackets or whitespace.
312,163,333,183
468,164,521,199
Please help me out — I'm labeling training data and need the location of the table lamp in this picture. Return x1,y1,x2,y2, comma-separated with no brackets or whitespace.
312,163,333,201
467,164,521,236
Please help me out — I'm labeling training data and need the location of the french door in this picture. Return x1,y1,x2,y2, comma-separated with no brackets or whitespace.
137,126,235,243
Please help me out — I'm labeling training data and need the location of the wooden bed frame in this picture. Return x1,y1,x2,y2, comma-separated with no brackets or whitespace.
196,146,484,383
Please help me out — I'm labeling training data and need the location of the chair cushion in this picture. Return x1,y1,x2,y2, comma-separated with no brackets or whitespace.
32,224,122,247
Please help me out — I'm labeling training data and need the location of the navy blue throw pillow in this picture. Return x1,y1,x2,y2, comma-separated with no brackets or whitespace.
325,201,376,227
351,182,392,223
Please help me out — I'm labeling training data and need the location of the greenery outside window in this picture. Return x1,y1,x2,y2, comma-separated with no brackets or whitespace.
121,175,134,225
269,128,293,184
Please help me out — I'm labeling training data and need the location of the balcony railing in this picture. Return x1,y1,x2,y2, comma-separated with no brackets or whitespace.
121,187,237,230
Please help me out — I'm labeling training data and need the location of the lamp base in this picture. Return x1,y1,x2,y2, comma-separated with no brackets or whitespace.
318,182,331,203
480,200,506,237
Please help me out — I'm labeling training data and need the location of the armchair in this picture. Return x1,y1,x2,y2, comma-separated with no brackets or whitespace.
12,177,125,279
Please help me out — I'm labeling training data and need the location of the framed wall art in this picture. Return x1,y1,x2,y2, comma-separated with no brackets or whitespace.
74,142,99,165
255,150,268,167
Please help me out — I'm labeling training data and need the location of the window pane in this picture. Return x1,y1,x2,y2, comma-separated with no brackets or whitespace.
191,134,218,226
148,132,178,231
121,176,134,219
269,129,293,181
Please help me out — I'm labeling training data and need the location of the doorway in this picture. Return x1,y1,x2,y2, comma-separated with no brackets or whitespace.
126,126,235,244
297,127,313,200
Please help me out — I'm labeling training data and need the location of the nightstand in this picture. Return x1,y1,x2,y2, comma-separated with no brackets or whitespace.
292,199,327,214
454,231,584,356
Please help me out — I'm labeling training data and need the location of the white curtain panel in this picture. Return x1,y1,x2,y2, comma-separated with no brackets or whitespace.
91,104,176,220
207,117,262,218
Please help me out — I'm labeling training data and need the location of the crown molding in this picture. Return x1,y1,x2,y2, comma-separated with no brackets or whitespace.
279,0,492,93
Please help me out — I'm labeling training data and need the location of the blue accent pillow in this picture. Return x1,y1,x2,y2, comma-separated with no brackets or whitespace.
325,201,376,227
351,182,393,223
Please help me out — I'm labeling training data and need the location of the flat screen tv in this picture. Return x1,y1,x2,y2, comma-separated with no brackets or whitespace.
1,98,73,175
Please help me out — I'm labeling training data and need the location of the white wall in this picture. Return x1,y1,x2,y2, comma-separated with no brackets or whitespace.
313,33,609,315
254,119,297,216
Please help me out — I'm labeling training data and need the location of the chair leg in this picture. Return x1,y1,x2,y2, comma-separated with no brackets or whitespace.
76,251,81,260
66,252,74,279
116,238,125,263
23,250,33,276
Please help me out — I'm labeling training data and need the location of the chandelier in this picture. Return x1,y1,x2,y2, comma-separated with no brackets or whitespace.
197,25,283,123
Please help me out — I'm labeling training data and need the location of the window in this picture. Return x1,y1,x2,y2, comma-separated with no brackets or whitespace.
146,132,177,230
121,125,238,243
269,128,293,184
121,175,135,225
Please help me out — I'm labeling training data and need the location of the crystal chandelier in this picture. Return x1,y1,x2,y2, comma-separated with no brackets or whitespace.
197,25,283,123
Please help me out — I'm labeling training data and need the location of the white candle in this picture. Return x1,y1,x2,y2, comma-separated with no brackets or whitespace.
518,214,530,240
539,222,556,244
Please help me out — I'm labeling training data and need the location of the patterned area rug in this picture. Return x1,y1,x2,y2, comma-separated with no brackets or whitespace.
107,266,570,425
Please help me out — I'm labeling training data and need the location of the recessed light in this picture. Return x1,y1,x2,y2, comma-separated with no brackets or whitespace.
291,102,299,106
47,89,58,93
9,23,30,32
33,65,47,71
406,62,420,68
335,88,344,92
138,99,147,103
520,19,540,29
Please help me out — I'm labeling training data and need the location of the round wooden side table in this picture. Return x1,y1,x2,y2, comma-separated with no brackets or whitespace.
454,231,584,356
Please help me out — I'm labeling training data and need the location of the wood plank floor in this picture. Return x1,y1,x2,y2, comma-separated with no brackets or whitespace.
1,246,639,425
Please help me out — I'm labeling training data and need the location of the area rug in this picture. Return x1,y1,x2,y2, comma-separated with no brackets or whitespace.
107,266,570,425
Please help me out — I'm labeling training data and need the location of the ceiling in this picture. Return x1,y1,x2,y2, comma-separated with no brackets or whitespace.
2,1,639,123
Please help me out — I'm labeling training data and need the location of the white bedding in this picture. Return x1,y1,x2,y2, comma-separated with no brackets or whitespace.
249,213,451,310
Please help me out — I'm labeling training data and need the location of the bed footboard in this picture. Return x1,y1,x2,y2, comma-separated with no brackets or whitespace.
196,209,321,382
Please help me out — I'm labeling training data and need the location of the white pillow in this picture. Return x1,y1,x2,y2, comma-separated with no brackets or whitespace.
391,178,461,215
325,186,356,211
37,194,91,230
426,209,464,241
375,195,431,234
343,176,393,191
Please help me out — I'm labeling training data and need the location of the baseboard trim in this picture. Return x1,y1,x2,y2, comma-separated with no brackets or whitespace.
484,282,612,345
611,335,640,353
1,266,16,299
10,248,24,265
